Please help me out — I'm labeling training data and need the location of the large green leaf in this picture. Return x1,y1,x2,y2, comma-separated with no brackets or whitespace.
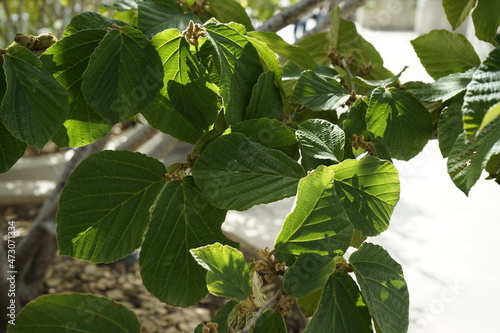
192,132,305,211
244,71,283,120
253,311,287,333
62,11,130,38
142,29,219,143
297,288,323,317
191,243,251,300
7,293,140,333
350,243,409,333
205,21,263,125
303,273,372,333
140,177,236,307
274,165,353,264
297,119,345,163
0,122,26,173
462,47,500,138
447,107,500,194
41,29,111,147
247,31,315,70
291,70,350,111
331,156,400,236
57,151,166,263
409,68,475,103
438,93,465,158
411,30,481,80
231,118,299,159
206,0,254,32
0,60,5,101
443,0,477,29
343,98,369,147
472,0,500,44
0,46,68,150
138,0,198,39
82,26,163,124
367,87,433,161
283,253,336,298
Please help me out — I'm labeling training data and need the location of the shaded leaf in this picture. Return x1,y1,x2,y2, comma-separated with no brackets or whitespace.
207,0,254,32
411,30,480,80
297,288,323,317
62,11,130,38
191,243,251,300
138,0,199,39
231,118,298,159
274,165,353,264
283,253,336,298
291,70,350,111
8,293,140,333
245,71,283,121
40,29,111,147
350,243,409,333
0,46,68,150
443,0,477,29
140,177,235,307
472,0,500,44
367,87,433,161
205,21,263,125
303,273,372,333
462,47,500,138
82,26,163,124
438,93,465,157
57,151,165,263
192,132,305,211
253,311,287,333
297,119,345,163
141,29,219,143
353,66,407,88
331,156,400,236
0,122,26,173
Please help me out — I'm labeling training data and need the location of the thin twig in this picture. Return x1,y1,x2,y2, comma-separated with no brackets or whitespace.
237,287,283,333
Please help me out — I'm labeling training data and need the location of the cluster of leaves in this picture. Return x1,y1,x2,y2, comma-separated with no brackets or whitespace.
2,0,499,332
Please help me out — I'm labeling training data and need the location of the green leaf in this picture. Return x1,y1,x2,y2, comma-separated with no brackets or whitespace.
447,113,500,194
331,156,400,236
0,46,68,150
438,93,465,157
209,300,239,333
207,0,254,32
462,47,500,138
62,11,130,38
353,66,407,88
253,311,287,333
479,101,500,133
411,30,481,80
274,165,353,264
82,26,163,124
343,98,369,141
283,253,336,298
367,87,433,161
0,122,26,173
291,70,350,111
297,288,323,317
443,0,477,29
297,119,345,163
40,29,112,147
140,177,235,307
191,243,251,300
141,29,219,143
100,0,138,11
246,31,315,70
192,132,305,211
7,293,140,333
57,151,166,263
409,68,475,102
0,60,6,101
205,21,264,125
138,0,199,39
303,273,372,333
231,118,299,159
244,71,283,121
472,0,500,44
350,243,409,333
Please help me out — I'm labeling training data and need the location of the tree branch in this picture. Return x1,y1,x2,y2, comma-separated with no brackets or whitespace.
299,0,369,40
237,287,283,333
257,0,329,33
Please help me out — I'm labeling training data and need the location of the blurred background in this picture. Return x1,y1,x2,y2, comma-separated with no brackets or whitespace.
1,0,499,332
